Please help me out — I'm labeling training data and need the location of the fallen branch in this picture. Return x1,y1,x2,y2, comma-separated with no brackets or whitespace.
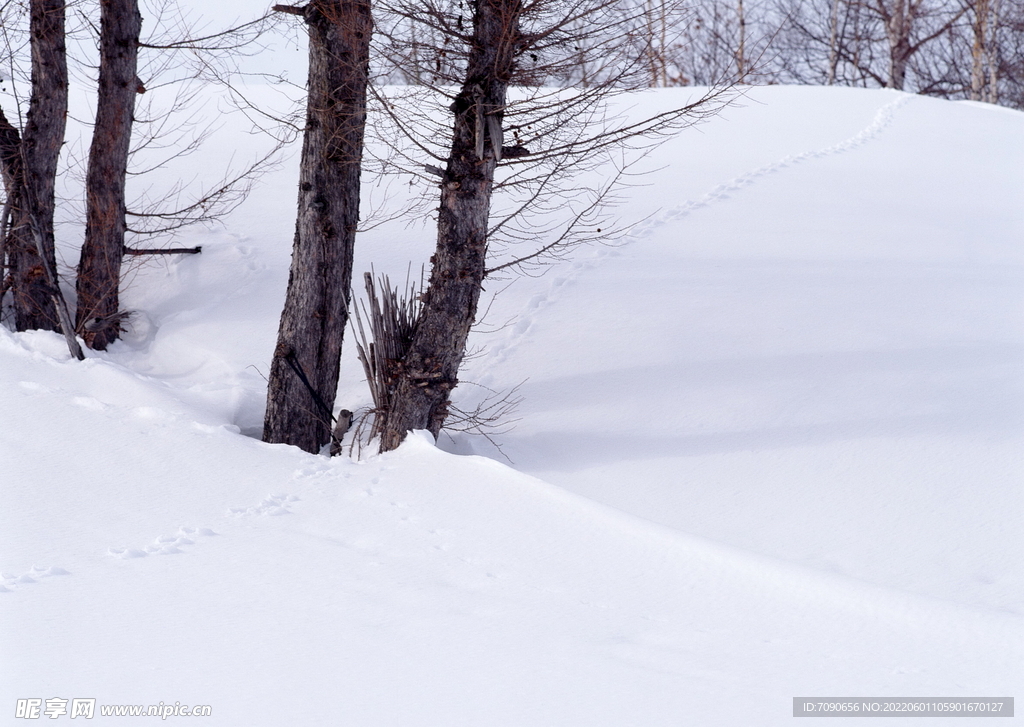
26,209,83,360
123,245,202,256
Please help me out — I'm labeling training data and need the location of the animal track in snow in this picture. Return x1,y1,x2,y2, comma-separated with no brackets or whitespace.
629,92,912,238
18,380,54,394
229,493,300,517
72,396,107,412
480,92,913,374
1,565,71,592
107,526,217,559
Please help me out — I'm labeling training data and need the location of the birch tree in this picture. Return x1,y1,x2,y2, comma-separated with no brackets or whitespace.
777,0,969,91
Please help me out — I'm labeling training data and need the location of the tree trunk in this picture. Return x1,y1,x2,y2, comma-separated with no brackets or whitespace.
826,0,842,85
263,0,372,454
0,106,25,307
7,0,67,332
986,0,1000,104
1,102,83,360
76,0,142,350
883,0,911,90
645,0,660,87
379,0,520,452
970,0,990,101
736,0,746,80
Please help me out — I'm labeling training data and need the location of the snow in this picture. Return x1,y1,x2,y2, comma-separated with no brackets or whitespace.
2,85,1022,725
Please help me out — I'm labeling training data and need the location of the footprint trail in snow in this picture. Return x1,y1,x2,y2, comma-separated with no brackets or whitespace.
477,92,914,377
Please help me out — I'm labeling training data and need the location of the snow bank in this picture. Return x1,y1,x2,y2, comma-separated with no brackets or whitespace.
2,86,1021,725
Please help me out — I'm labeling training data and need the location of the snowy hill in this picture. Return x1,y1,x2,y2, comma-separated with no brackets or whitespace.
2,86,1022,725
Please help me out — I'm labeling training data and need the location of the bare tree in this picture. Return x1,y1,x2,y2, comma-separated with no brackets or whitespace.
970,0,992,99
0,103,83,359
376,0,523,451
73,1,282,349
3,0,68,333
736,0,748,78
882,0,913,88
368,0,729,451
995,0,1024,108
776,0,973,92
934,0,1009,104
262,0,373,454
75,0,143,350
825,0,842,84
0,110,20,307
656,0,776,87
777,0,886,87
2,0,285,344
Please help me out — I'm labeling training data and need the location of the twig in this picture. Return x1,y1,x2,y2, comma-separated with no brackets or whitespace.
123,245,201,255
272,4,306,16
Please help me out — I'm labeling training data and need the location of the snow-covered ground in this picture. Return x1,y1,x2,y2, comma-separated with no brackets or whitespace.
2,85,1022,725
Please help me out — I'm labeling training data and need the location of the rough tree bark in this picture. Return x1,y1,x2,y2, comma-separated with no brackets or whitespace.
970,0,991,101
75,0,143,350
1,106,82,359
379,0,521,452
7,0,68,332
882,0,912,89
263,0,373,454
0,106,25,299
